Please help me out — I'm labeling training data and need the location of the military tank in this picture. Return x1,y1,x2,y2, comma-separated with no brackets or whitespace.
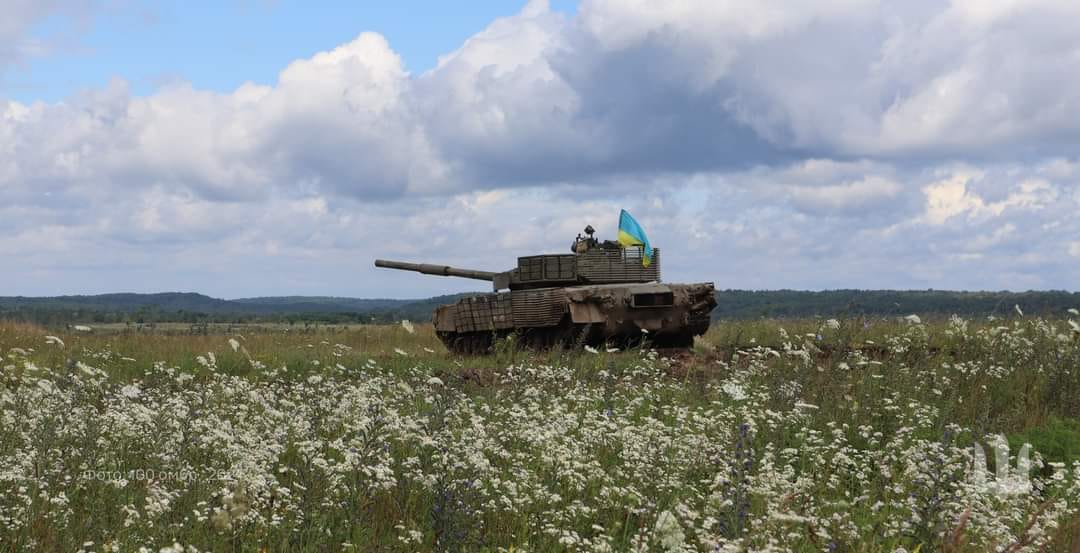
374,226,716,354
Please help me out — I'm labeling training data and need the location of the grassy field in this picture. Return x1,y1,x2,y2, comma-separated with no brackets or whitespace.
3,314,1080,552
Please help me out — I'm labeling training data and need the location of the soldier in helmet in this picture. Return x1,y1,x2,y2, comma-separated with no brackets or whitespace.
572,225,598,253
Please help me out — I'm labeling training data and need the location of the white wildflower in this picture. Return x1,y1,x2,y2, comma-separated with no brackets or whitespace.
795,402,820,410
653,510,685,552
1014,304,1024,317
423,347,435,353
1069,308,1079,316
73,325,93,332
77,362,97,377
584,345,599,354
394,348,409,356
606,347,620,353
307,375,323,385
120,384,142,399
427,376,444,387
824,319,840,329
903,314,921,325
770,512,811,524
721,381,748,401
401,320,415,334
228,338,240,352
44,336,65,348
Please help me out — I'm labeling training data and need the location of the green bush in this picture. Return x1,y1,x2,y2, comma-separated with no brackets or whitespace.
1010,417,1080,465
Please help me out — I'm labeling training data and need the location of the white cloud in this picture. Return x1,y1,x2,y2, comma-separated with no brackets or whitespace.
923,173,989,225
1,1,1080,295
922,172,1062,225
7,1,1080,198
789,176,902,215
1,159,1078,296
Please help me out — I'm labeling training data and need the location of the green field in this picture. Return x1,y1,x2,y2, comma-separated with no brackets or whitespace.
3,315,1080,551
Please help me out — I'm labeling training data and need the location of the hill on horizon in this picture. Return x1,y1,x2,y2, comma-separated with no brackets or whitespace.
1,289,1079,325
0,292,468,324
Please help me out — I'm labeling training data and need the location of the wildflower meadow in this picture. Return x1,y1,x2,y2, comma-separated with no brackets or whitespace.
3,313,1080,552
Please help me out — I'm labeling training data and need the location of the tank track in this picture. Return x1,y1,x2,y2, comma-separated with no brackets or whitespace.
436,319,695,354
436,331,500,355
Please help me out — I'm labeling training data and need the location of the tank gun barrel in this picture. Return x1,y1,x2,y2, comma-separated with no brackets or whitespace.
374,259,497,282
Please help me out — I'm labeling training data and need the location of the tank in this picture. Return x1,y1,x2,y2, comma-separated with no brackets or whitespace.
374,226,716,354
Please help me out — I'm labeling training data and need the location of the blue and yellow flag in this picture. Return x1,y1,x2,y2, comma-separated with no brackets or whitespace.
617,209,653,267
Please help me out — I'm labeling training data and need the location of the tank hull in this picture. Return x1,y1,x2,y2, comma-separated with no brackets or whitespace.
432,282,716,354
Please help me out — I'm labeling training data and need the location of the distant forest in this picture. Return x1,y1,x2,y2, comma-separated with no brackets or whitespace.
713,289,1080,319
1,290,1078,326
0,293,466,325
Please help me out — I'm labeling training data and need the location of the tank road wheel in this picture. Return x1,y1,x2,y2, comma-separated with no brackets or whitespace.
454,335,471,355
519,328,545,350
532,328,557,351
459,332,495,355
555,322,593,352
514,318,578,352
469,333,494,355
653,330,694,349
438,332,467,355
455,334,470,354
437,331,504,355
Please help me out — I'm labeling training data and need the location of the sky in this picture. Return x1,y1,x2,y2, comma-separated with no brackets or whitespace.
2,0,1079,299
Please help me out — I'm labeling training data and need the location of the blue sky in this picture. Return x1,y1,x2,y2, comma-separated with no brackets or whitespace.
1,0,1079,298
6,0,577,102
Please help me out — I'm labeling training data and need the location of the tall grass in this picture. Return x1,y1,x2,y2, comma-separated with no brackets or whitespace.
2,315,1080,551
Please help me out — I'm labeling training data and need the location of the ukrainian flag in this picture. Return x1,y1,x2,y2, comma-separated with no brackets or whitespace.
617,209,653,267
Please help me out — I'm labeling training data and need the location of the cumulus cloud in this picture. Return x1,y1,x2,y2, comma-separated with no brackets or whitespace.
1,0,1080,295
922,171,1061,225
2,33,444,203
9,0,1080,200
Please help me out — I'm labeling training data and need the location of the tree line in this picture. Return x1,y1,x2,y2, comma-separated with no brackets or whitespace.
2,290,1078,325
